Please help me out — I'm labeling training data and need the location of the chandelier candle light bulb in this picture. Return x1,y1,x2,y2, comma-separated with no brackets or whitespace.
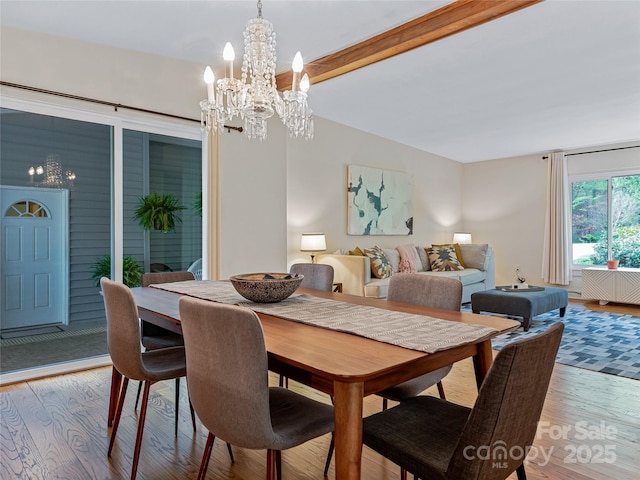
223,42,235,79
292,51,303,91
204,67,215,102
299,73,310,93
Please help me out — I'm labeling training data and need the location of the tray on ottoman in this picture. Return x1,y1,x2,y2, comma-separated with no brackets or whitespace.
471,286,568,331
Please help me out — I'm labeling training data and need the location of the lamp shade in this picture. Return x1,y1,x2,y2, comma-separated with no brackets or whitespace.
452,232,472,244
300,233,326,252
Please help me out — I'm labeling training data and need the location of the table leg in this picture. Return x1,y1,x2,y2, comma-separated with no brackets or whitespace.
333,381,364,480
472,339,494,390
108,366,123,427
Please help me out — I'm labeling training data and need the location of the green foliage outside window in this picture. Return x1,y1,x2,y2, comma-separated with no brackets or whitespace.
91,254,142,288
572,174,640,268
590,226,640,268
572,179,607,244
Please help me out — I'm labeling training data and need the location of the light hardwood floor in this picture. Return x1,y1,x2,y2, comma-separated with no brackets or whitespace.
1,301,638,479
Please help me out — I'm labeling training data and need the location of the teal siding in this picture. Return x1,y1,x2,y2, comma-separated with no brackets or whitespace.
1,109,202,330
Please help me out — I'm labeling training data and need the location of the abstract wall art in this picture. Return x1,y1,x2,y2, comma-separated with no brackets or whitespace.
347,165,413,235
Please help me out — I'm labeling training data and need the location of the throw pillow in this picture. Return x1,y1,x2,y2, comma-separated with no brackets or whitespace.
432,243,466,268
396,244,418,273
364,246,393,279
382,248,400,273
349,246,365,256
427,245,465,272
416,245,430,271
458,243,489,270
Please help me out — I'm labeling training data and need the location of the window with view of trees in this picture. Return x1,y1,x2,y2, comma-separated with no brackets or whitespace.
571,173,640,268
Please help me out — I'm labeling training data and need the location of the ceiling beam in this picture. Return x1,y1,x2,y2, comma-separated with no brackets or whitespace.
275,0,543,91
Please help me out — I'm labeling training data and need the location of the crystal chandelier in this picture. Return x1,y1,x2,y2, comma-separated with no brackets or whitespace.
200,0,313,141
27,154,76,189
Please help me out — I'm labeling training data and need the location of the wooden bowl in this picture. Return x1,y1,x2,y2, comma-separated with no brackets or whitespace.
229,273,303,303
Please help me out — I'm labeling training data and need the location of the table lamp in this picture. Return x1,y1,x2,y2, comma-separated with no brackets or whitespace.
301,233,326,263
452,232,472,244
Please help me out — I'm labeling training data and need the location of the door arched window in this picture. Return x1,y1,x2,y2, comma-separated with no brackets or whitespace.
4,200,50,218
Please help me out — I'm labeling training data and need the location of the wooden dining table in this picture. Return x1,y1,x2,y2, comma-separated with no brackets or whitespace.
112,286,519,480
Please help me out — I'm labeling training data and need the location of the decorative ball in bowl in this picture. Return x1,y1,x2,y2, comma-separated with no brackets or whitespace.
229,273,304,303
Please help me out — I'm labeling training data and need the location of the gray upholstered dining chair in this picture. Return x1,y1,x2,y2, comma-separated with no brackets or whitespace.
289,262,334,292
140,270,194,349
379,274,463,408
178,296,335,480
134,271,195,434
362,322,564,480
324,273,463,476
283,263,335,389
101,277,191,480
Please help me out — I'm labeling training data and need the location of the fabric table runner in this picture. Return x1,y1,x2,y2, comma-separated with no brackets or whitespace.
150,280,498,354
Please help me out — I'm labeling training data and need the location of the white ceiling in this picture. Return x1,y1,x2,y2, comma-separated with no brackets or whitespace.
1,0,639,163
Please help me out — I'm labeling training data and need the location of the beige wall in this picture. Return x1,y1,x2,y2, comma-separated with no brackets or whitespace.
219,121,288,278
286,116,464,266
0,26,202,120
462,144,640,293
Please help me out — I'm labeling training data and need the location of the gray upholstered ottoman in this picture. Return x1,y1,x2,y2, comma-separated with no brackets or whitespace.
471,286,568,331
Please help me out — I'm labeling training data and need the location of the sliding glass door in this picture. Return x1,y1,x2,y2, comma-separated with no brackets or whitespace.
1,109,112,331
123,130,202,279
0,104,202,375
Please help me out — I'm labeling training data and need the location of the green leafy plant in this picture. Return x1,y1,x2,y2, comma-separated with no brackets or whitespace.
194,191,202,217
91,254,142,288
134,192,185,233
590,225,640,268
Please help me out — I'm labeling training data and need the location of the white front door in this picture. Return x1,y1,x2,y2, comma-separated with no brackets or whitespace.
1,186,69,330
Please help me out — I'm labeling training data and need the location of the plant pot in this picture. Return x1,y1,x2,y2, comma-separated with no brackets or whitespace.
607,259,619,270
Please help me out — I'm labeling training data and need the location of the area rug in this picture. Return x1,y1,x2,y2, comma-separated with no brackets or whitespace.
463,303,640,380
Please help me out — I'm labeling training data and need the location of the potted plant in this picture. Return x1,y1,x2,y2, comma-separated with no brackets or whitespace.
91,254,142,288
134,192,185,233
607,259,620,270
194,191,202,217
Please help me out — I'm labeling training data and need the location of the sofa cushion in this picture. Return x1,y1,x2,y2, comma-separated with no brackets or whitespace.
382,248,401,273
349,246,365,256
364,279,391,298
456,268,487,286
364,270,461,298
432,243,466,268
396,244,418,273
459,243,489,270
427,245,464,272
416,246,430,271
365,246,393,279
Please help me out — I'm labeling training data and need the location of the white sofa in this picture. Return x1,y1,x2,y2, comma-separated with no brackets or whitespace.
317,244,495,303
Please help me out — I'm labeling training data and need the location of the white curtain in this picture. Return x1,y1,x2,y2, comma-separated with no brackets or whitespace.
541,151,572,285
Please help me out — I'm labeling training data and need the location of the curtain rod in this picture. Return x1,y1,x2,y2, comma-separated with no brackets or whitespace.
0,81,243,133
542,145,639,159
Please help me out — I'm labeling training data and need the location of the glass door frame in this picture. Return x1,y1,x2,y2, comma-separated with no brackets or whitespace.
0,93,205,383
